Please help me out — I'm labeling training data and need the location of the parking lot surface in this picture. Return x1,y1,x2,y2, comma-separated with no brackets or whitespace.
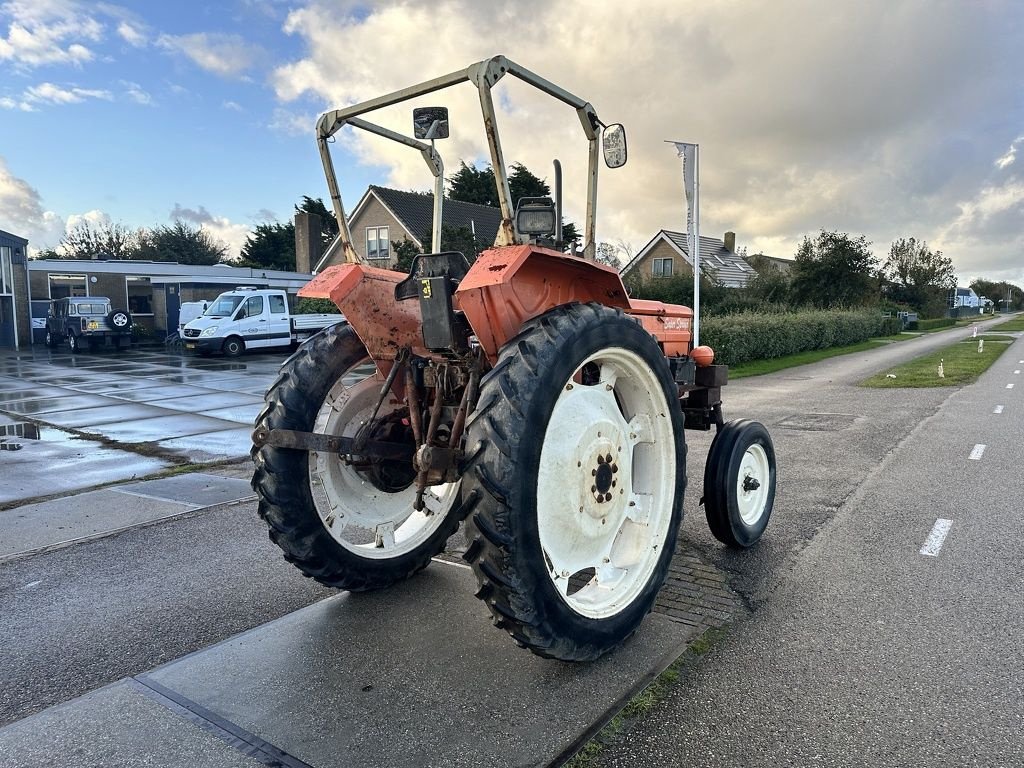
0,346,283,504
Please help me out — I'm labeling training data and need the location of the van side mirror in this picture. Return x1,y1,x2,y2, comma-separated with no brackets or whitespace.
602,124,627,168
413,107,449,140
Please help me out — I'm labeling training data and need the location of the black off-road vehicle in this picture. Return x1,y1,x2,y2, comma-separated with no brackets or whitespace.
45,296,133,353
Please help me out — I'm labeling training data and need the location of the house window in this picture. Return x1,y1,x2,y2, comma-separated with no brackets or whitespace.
652,257,673,278
366,226,390,262
49,274,87,299
0,247,12,295
126,276,153,315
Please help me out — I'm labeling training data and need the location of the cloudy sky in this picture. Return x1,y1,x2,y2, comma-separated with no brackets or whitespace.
1,0,1022,284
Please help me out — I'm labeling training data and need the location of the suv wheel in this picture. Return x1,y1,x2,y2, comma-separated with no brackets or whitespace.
45,330,59,347
68,334,80,353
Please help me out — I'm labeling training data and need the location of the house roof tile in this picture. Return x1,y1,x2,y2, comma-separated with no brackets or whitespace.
369,185,504,250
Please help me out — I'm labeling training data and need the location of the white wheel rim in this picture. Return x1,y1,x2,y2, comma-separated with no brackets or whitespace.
114,315,126,327
537,347,676,619
737,443,770,525
308,360,459,559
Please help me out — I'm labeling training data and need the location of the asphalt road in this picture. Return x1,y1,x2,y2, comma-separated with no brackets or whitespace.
598,324,1024,766
0,318,1019,763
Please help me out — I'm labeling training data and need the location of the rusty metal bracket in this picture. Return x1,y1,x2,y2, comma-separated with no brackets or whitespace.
252,427,413,461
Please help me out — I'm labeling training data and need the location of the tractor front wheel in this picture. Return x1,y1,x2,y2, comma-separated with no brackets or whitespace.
703,420,776,548
251,323,464,590
462,303,686,661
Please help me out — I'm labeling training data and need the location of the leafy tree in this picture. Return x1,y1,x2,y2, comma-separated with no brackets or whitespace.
238,222,295,271
882,238,956,317
594,242,622,268
744,253,792,305
58,220,136,260
421,223,484,264
135,220,226,265
393,238,420,273
447,161,579,251
970,279,1024,311
790,231,878,308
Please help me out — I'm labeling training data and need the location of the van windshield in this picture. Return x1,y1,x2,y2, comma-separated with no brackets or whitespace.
204,296,244,316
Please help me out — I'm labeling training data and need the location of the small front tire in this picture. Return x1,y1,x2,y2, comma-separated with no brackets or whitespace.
67,334,80,354
45,330,59,347
703,420,776,548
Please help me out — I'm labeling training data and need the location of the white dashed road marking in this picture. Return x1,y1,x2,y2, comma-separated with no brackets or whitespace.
1008,383,1016,389
21,580,41,589
1015,370,1021,375
969,444,986,461
994,405,1004,414
920,519,953,557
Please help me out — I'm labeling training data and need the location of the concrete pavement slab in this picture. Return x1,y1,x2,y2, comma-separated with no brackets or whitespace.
149,392,263,412
0,430,170,506
157,427,254,461
40,403,171,429
2,393,119,415
143,563,693,768
197,404,262,425
0,385,77,404
115,473,255,507
78,413,240,442
0,488,192,559
102,384,224,402
0,681,260,768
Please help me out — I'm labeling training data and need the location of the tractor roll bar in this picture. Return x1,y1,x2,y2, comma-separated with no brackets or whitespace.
314,54,604,269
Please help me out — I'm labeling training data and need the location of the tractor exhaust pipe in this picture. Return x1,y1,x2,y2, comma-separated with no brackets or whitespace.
553,159,563,250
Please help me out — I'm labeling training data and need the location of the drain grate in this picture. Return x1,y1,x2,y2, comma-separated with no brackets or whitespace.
775,412,859,432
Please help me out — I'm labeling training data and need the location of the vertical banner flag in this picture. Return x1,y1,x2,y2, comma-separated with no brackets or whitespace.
672,141,699,345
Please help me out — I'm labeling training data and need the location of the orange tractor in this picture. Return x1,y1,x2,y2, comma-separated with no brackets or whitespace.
252,55,776,661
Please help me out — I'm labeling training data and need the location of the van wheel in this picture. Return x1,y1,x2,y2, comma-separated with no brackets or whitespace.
222,336,245,357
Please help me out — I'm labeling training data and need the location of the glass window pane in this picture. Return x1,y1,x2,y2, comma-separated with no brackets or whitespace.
246,296,264,316
126,276,153,314
49,274,87,299
269,295,286,314
0,247,11,294
664,258,672,277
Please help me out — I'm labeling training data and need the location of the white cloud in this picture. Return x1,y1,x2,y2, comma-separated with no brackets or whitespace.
156,32,261,78
0,0,104,67
222,100,244,112
121,80,152,105
115,20,145,47
268,107,314,136
994,136,1024,170
269,0,1024,282
170,203,252,258
23,81,112,104
0,156,67,250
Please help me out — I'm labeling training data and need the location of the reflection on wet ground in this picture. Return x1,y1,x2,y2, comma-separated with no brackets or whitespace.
0,346,286,469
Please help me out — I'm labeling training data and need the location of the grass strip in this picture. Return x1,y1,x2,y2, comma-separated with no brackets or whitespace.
860,335,1013,388
564,627,728,768
992,313,1024,332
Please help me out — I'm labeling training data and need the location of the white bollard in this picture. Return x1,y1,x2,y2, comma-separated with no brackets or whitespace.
938,359,945,378
973,325,978,338
978,339,984,353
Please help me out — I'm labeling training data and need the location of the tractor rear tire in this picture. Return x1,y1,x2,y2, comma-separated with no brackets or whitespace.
703,419,776,548
462,303,686,661
251,323,464,591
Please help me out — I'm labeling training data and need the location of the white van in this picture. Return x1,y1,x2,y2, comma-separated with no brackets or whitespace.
181,288,343,356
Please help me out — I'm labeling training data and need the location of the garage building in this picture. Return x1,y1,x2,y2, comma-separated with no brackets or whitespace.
0,229,31,351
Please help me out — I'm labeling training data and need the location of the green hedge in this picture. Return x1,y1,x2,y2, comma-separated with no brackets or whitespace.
295,297,342,315
907,317,954,331
702,310,902,366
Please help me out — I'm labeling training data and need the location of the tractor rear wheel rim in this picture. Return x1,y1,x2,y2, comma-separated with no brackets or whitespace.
308,358,458,559
737,443,770,525
537,347,676,619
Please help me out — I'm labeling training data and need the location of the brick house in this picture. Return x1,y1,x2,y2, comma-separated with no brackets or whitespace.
620,230,755,288
315,185,503,272
0,229,30,350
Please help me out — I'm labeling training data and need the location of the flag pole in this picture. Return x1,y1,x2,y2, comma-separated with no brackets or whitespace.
693,144,700,347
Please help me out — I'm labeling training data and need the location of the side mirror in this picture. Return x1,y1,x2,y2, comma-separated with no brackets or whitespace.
413,107,449,140
602,124,627,168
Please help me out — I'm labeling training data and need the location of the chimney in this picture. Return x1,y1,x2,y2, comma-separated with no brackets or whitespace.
294,211,322,274
723,231,736,252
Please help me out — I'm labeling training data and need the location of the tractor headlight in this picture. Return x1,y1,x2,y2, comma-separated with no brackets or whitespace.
515,197,556,237
200,326,218,337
